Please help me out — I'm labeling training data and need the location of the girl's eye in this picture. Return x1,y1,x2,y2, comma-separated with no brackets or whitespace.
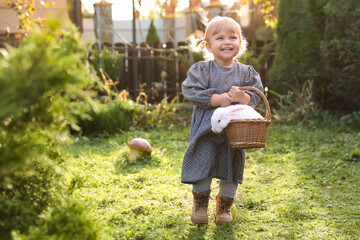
217,37,223,40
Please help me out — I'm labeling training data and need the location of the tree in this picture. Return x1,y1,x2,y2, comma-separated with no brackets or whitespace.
268,0,326,96
0,20,100,238
242,0,278,29
269,0,360,112
320,0,360,111
146,19,161,44
5,0,54,31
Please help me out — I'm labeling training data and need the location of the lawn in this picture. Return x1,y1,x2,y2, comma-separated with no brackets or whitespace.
63,123,360,239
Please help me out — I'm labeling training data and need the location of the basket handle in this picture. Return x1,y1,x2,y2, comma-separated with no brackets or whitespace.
238,86,271,121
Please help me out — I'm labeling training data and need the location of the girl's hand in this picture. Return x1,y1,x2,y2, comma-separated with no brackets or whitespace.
228,86,251,105
210,93,233,107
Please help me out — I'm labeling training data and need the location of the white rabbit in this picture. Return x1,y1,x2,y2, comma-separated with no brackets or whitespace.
211,104,263,133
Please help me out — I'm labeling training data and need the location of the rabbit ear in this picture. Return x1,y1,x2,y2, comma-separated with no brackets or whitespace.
229,107,244,116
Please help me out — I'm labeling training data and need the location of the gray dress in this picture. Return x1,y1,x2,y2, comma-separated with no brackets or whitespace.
181,60,264,184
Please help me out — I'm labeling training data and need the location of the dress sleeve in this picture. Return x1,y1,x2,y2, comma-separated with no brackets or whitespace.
181,61,217,109
242,65,264,108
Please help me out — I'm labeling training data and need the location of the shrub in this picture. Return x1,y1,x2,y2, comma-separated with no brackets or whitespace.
338,111,360,132
89,47,124,92
146,19,160,44
75,99,145,135
269,0,359,112
238,50,261,72
191,50,205,63
269,79,317,125
0,19,102,239
269,0,326,96
178,49,204,71
11,197,111,240
320,0,360,111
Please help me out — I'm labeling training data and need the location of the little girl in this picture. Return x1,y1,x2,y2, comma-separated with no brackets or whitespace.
181,16,264,225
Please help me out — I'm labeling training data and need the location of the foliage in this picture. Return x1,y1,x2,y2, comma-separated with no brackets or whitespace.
241,0,278,28
146,19,160,44
252,0,278,29
0,47,8,59
133,91,184,130
143,96,179,128
178,50,204,74
191,50,205,63
5,0,54,31
74,99,144,135
0,20,104,239
238,40,275,84
337,111,360,132
89,47,124,94
72,82,183,134
178,51,192,72
11,197,111,240
269,0,326,97
82,3,94,18
238,50,261,72
320,0,360,111
63,123,360,239
269,0,359,112
268,79,317,125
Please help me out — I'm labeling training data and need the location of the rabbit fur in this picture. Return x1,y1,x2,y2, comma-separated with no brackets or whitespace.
211,104,263,133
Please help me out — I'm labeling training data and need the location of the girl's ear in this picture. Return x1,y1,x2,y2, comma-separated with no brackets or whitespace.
205,42,213,53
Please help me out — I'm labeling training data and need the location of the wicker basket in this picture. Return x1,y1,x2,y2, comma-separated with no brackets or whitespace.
225,86,271,149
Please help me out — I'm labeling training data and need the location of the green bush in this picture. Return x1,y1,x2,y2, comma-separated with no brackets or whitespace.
146,19,160,44
0,19,104,239
191,50,205,63
178,50,204,75
269,0,326,95
320,0,360,111
269,80,317,125
338,111,360,132
238,50,261,72
269,0,359,112
11,197,111,240
89,47,124,91
75,99,145,135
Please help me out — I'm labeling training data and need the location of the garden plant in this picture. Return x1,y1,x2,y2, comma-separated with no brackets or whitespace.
1,0,360,238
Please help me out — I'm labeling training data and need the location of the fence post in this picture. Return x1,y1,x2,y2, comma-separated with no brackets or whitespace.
140,42,151,97
153,42,163,102
177,41,189,102
165,41,177,101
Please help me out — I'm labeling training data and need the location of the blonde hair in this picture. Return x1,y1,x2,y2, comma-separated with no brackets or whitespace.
196,16,247,60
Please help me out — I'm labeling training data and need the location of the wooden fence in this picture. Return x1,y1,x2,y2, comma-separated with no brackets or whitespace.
95,41,190,103
93,40,273,103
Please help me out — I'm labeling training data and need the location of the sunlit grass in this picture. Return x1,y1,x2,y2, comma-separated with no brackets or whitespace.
63,124,360,239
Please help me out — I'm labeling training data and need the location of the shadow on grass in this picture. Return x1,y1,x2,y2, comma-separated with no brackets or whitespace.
187,224,208,239
213,224,236,240
114,154,163,175
186,223,237,240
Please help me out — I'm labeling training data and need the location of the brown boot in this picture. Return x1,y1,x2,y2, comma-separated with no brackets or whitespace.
191,190,211,224
215,194,234,225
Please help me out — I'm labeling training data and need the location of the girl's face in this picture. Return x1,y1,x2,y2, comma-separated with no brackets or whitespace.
205,26,240,67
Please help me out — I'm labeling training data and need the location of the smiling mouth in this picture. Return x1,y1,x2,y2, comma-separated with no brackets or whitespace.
221,47,233,51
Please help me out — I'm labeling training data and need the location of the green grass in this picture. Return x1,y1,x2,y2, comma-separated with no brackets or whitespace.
63,124,360,239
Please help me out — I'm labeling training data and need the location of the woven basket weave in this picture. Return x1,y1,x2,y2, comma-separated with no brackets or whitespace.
225,86,271,149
